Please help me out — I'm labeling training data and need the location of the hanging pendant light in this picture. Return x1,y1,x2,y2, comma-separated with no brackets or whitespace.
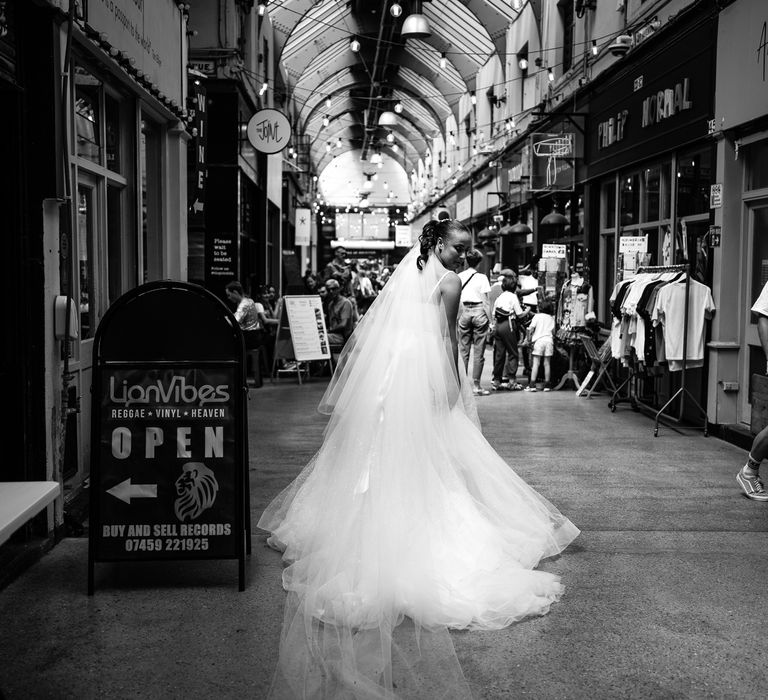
401,1,431,39
378,110,398,126
540,201,569,226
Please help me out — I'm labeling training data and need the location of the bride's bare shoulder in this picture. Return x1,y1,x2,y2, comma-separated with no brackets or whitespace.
439,272,461,299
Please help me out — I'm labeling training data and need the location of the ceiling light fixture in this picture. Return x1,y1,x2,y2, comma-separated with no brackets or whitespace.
440,52,447,69
326,142,331,153
470,91,477,105
591,39,598,56
401,0,431,39
378,110,398,126
394,101,403,114
548,67,555,82
258,1,267,17
386,130,395,143
350,36,361,52
511,0,523,10
518,57,528,70
322,115,329,127
325,96,332,109
390,1,402,18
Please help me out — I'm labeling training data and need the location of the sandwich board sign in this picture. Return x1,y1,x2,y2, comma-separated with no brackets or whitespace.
88,281,250,593
272,295,332,382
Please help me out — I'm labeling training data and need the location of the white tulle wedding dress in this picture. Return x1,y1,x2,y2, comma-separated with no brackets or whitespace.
258,245,579,699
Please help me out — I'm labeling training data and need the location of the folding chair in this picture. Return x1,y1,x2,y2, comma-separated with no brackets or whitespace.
577,335,618,398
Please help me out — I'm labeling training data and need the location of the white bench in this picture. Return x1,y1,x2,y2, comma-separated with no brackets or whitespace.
0,481,60,547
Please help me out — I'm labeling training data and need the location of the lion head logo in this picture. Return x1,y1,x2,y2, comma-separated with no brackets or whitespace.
174,462,219,522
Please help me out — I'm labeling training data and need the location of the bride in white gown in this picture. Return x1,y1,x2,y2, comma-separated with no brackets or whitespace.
258,219,579,698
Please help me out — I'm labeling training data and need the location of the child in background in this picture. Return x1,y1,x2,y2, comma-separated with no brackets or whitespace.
525,300,555,392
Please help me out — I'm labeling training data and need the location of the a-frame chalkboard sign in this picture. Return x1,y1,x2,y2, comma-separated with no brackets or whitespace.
88,281,250,593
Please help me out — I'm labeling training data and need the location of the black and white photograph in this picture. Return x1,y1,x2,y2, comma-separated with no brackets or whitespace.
1,0,766,698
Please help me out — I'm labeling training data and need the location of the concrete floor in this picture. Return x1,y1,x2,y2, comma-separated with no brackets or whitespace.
2,360,767,699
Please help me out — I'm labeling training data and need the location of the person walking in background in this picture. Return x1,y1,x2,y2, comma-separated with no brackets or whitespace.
225,280,270,350
517,266,540,380
324,278,355,347
491,275,528,391
737,280,768,501
525,300,556,392
489,268,517,316
356,269,376,314
458,248,492,396
324,245,353,297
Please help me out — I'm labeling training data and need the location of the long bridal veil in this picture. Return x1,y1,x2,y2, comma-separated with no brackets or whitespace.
258,245,579,698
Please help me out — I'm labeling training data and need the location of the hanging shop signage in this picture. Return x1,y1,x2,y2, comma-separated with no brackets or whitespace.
77,0,184,105
529,133,576,192
205,233,238,284
542,244,567,258
588,17,715,179
246,109,291,154
710,183,723,209
395,224,413,247
716,0,768,130
187,78,208,220
295,208,311,246
89,282,249,593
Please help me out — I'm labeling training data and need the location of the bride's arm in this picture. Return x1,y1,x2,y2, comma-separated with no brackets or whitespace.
440,273,462,376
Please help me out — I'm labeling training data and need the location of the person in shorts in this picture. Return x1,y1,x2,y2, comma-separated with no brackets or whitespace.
524,300,555,392
737,279,768,500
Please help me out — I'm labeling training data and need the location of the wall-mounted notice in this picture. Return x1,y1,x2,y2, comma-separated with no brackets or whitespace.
542,244,566,258
619,235,648,255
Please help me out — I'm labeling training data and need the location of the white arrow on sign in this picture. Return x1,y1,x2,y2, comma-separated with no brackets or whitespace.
106,479,158,504
191,199,204,214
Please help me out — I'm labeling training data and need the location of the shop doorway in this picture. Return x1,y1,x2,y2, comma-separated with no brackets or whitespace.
742,200,768,425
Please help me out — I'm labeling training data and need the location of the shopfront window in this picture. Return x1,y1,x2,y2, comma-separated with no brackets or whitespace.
745,140,768,191
677,148,712,217
73,56,136,341
105,93,121,172
77,183,96,338
620,174,640,228
141,115,163,282
751,206,768,306
75,66,101,164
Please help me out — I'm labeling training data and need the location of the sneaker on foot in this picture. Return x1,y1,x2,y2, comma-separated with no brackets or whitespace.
509,383,525,391
543,386,551,392
524,386,537,392
473,386,490,396
737,467,768,501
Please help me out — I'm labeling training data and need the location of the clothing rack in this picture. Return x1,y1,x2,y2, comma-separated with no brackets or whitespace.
609,264,709,437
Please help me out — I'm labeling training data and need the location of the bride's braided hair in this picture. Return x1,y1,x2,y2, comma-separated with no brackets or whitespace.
417,219,467,270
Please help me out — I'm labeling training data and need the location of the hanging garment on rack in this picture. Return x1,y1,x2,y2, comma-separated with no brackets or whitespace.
636,280,671,365
558,277,594,331
608,272,683,365
651,279,715,370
